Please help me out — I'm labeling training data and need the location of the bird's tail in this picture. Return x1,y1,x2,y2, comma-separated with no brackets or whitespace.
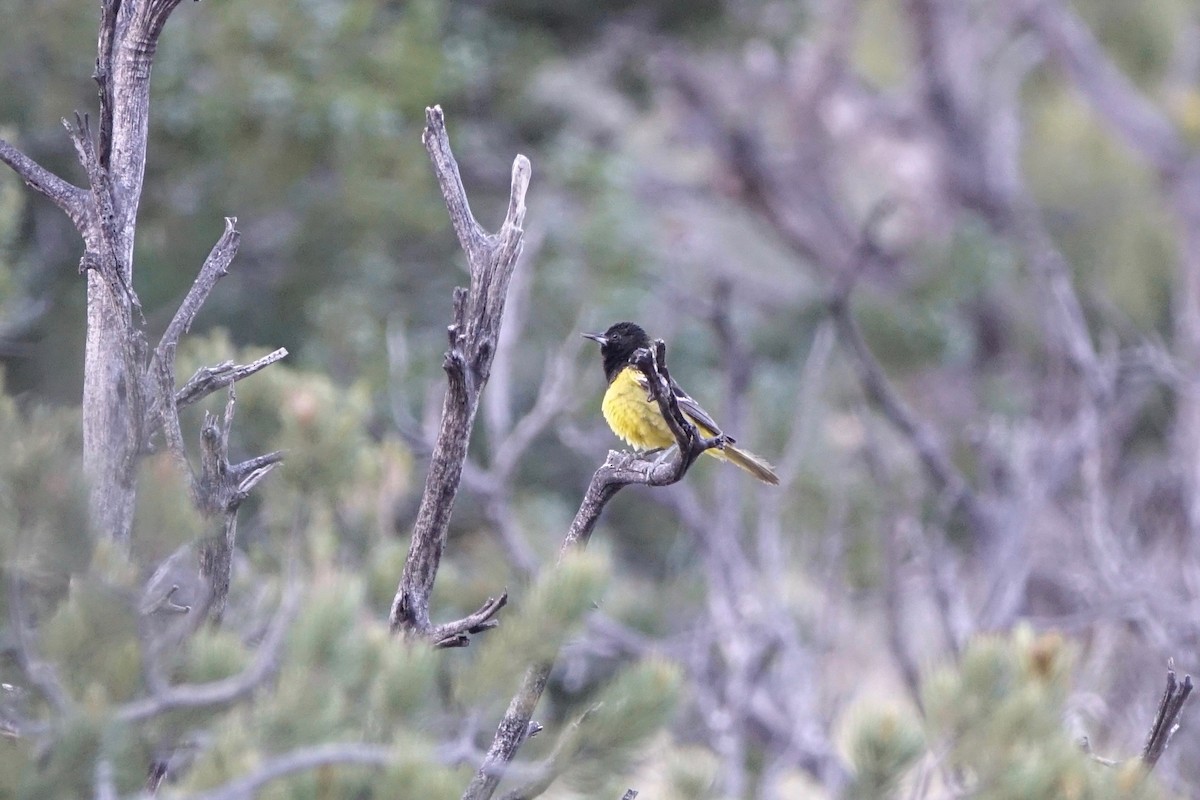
708,442,780,485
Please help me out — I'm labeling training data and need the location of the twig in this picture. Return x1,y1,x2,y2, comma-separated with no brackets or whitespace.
1141,664,1194,770
462,339,724,800
390,106,531,642
0,138,90,232
155,218,242,365
177,743,395,800
175,348,289,409
431,593,510,649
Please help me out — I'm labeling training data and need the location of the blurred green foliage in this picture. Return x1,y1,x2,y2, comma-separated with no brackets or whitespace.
916,628,1168,800
846,707,924,800
840,630,1176,799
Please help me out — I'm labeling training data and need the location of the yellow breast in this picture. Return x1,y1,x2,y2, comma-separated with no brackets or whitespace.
601,368,676,451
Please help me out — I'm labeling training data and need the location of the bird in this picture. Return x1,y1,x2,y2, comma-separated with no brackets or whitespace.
582,321,780,485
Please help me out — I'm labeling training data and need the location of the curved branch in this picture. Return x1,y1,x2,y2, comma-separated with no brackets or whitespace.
462,340,723,800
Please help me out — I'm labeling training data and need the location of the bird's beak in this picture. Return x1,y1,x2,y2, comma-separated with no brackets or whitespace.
581,331,608,345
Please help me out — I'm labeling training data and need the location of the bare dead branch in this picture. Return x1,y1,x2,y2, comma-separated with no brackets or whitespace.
423,107,490,264
231,452,284,493
154,356,193,476
137,0,188,43
480,228,546,447
1142,665,1194,770
390,106,531,642
75,0,194,542
178,743,395,800
160,216,241,347
431,592,510,648
5,0,195,544
118,576,301,724
174,348,289,408
187,388,281,623
0,138,90,231
496,706,598,800
104,0,184,233
92,0,117,168
150,218,241,395
463,339,725,800
148,216,258,476
465,664,553,800
65,110,146,543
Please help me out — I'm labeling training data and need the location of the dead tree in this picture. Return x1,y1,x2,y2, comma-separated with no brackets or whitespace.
0,0,284,631
0,1,284,554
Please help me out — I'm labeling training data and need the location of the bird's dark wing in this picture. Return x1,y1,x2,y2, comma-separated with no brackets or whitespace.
630,368,727,438
669,378,724,437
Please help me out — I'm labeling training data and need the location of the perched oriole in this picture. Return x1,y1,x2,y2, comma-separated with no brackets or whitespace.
582,321,780,485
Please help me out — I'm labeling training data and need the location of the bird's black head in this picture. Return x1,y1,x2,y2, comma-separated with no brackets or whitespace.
582,321,651,382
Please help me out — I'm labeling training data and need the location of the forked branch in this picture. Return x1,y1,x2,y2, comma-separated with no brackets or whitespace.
390,106,531,643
